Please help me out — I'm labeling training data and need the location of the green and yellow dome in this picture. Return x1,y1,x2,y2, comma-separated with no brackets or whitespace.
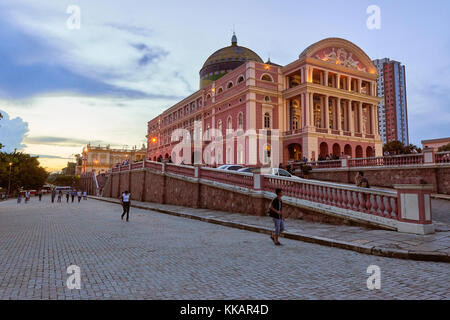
199,33,263,89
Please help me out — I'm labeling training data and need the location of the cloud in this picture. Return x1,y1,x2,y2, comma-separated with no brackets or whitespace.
30,154,74,160
0,109,29,152
23,136,109,148
131,43,169,67
107,23,153,37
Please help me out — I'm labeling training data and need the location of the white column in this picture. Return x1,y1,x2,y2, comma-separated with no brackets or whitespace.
371,104,377,134
309,92,314,127
347,77,351,92
337,98,342,131
357,79,362,93
359,102,364,133
302,93,308,128
374,104,380,135
324,95,329,130
336,74,340,89
324,71,329,86
349,101,355,134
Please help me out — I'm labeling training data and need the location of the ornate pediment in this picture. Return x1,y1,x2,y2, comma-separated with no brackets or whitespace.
313,47,368,72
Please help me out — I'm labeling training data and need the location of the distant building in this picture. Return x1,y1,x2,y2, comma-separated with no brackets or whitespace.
422,137,450,150
373,58,409,145
61,162,76,176
80,144,147,174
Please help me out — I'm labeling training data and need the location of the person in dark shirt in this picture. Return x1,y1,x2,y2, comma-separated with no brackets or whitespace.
360,177,370,188
268,189,285,246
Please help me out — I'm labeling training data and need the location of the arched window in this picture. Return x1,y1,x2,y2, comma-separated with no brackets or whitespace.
217,87,223,94
217,120,223,136
238,113,244,129
206,124,211,140
227,82,234,89
227,117,233,130
264,112,271,129
264,96,271,102
261,74,273,82
237,76,245,83
237,145,244,164
206,94,211,101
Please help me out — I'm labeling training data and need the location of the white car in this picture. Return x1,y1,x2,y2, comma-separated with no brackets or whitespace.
217,164,245,171
266,168,302,180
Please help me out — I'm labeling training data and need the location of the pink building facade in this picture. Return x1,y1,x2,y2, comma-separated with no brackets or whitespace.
147,36,382,165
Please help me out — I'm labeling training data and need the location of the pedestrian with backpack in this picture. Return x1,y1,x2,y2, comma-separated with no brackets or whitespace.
268,188,285,246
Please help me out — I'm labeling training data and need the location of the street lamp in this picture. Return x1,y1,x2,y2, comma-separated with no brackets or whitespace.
7,162,12,199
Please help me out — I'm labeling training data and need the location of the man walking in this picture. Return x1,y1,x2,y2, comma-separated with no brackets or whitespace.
25,191,30,203
120,191,131,222
77,190,82,203
83,190,87,200
71,190,76,203
268,189,285,246
38,190,43,201
51,188,56,203
66,191,70,203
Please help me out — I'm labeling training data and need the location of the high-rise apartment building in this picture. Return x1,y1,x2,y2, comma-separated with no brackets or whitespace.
373,58,409,145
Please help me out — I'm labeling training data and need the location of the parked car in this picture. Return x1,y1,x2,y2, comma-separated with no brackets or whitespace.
217,164,245,171
237,167,301,180
237,167,261,174
269,168,302,180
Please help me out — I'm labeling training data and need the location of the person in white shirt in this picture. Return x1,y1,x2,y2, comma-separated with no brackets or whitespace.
120,191,131,222
77,190,82,203
83,191,87,200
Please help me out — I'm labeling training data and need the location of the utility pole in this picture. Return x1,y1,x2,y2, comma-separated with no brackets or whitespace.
7,162,12,199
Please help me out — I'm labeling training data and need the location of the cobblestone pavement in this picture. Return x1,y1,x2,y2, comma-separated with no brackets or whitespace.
432,199,450,224
0,196,448,300
94,197,450,260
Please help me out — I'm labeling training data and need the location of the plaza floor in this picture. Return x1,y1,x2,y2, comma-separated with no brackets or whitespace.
0,196,448,300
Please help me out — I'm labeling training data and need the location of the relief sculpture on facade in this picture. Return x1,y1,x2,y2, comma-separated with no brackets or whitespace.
314,47,367,72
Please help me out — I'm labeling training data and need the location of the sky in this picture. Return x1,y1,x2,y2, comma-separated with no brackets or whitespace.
0,0,449,172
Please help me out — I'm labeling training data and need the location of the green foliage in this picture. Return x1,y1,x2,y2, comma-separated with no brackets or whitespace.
383,141,422,155
438,143,450,152
47,173,80,187
0,151,48,192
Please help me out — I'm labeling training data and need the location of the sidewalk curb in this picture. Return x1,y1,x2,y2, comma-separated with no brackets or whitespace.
90,197,449,263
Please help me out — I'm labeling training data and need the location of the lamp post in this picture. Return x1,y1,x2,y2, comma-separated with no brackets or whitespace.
7,162,12,199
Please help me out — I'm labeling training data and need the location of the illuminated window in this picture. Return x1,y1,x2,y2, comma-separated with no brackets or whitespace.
264,112,271,129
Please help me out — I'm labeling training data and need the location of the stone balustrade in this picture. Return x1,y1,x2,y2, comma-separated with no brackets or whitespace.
105,161,436,234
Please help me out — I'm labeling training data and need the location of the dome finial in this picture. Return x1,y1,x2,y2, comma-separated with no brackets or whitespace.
231,29,237,46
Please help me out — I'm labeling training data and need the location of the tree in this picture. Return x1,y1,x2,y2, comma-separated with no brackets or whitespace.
61,162,76,176
383,141,406,155
383,141,422,155
404,144,422,154
438,143,450,152
47,173,80,187
0,151,48,193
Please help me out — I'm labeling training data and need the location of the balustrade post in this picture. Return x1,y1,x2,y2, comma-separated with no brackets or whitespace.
195,166,199,179
253,174,261,190
423,147,436,164
341,155,350,168
394,184,435,235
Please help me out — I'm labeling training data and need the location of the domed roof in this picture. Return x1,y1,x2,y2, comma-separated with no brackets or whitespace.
199,33,263,88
